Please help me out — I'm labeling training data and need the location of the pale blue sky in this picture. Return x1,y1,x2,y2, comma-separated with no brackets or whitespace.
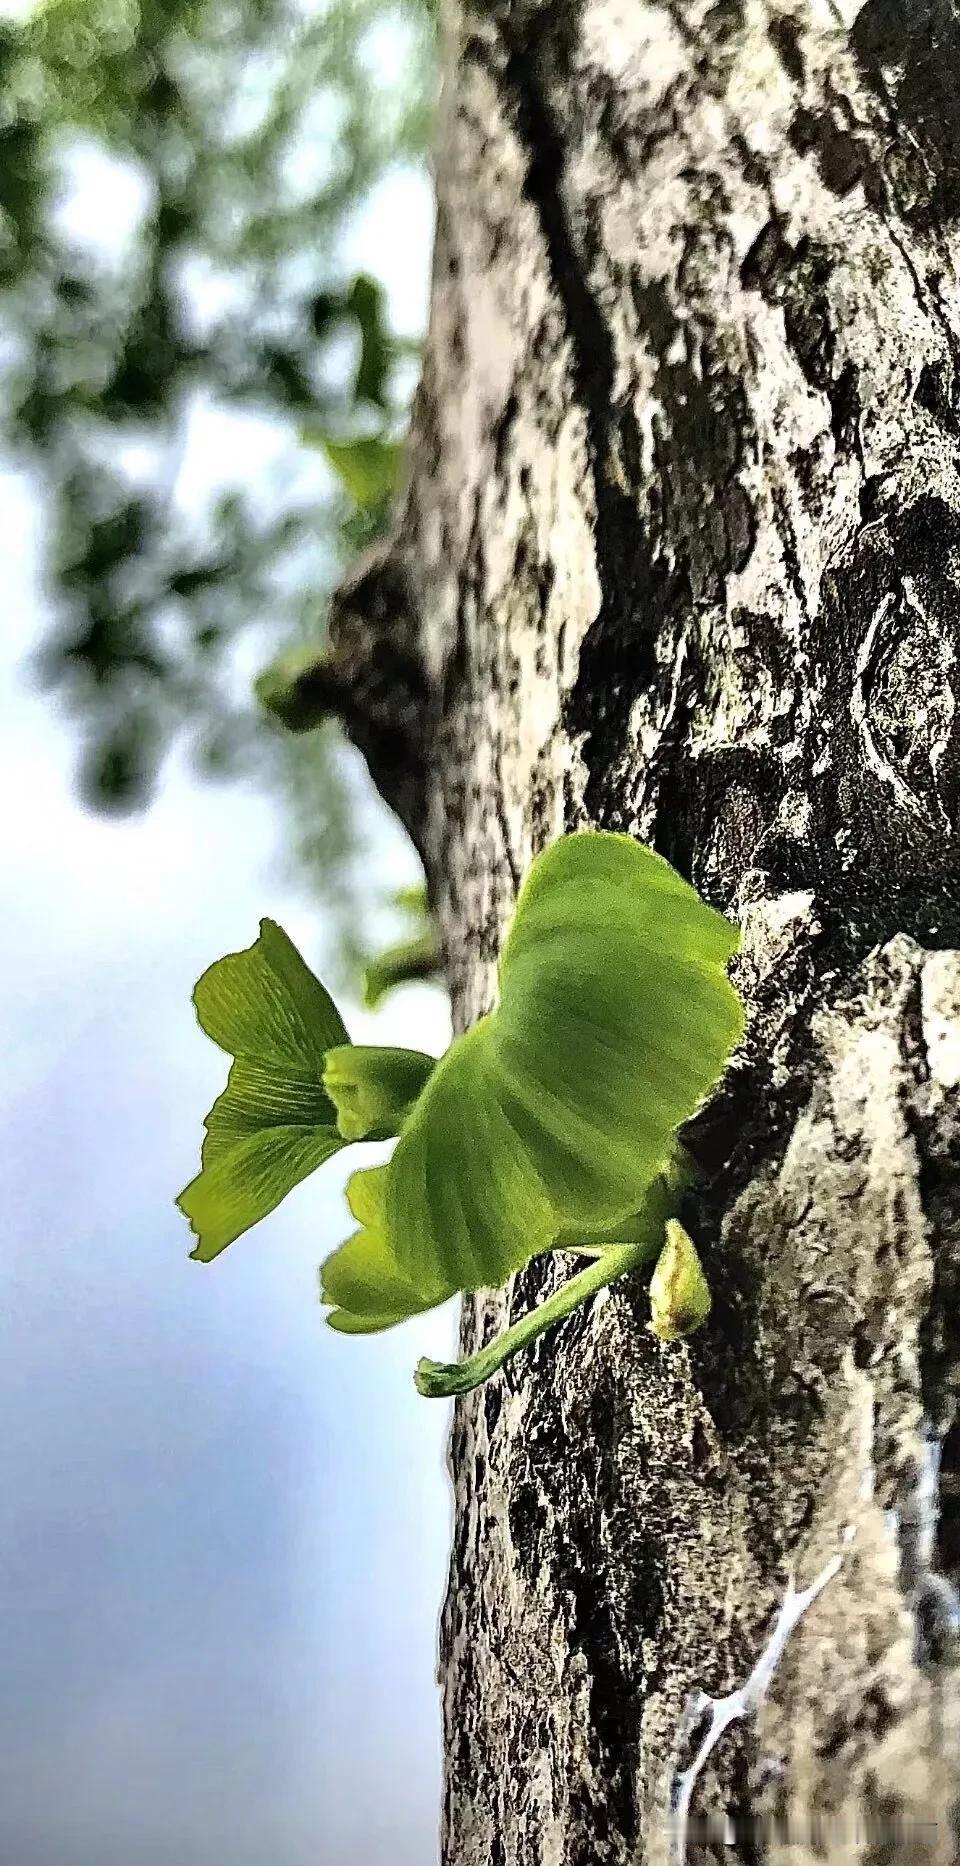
0,64,455,1863
0,466,455,1866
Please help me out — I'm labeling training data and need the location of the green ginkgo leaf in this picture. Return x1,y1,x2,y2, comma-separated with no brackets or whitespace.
363,932,439,1008
307,432,403,509
180,1126,348,1265
178,919,349,1261
321,1167,454,1333
414,1153,693,1397
360,883,440,1006
180,833,743,1398
322,1044,436,1142
378,832,743,1300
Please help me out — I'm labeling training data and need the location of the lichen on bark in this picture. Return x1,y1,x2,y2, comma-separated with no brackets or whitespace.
327,1,960,1858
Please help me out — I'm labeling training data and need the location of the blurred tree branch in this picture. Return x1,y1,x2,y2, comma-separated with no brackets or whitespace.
0,0,437,953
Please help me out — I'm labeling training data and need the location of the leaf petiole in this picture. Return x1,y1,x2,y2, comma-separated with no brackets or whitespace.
414,1240,656,1398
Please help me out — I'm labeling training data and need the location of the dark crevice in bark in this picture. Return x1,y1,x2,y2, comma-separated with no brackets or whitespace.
629,276,759,598
852,0,960,231
906,977,960,1456
740,221,864,454
768,12,805,84
488,14,668,819
487,12,773,863
505,1348,671,1861
788,102,870,201
937,1417,960,1594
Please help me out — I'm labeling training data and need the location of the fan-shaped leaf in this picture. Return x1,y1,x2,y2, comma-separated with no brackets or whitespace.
180,1127,346,1264
379,832,743,1299
193,917,346,1070
178,919,349,1261
321,1167,454,1333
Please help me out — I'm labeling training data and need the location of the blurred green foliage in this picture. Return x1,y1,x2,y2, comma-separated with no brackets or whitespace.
0,0,436,949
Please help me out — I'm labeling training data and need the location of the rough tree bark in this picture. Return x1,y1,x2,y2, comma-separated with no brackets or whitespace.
325,2,960,1860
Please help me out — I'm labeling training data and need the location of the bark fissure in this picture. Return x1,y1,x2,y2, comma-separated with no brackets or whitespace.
494,12,669,803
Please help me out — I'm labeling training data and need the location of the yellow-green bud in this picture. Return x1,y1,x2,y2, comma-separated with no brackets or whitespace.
649,1220,712,1341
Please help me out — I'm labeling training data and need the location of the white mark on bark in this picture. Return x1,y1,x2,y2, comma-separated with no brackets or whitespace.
668,1531,854,1865
901,578,958,821
851,595,927,820
629,628,689,771
889,1424,960,1666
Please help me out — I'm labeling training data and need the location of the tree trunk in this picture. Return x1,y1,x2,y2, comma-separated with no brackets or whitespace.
329,2,960,1859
